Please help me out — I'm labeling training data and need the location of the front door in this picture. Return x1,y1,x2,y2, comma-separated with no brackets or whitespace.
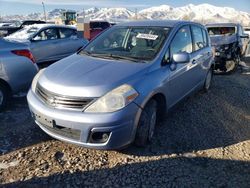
242,41,250,65
166,25,200,108
31,27,60,63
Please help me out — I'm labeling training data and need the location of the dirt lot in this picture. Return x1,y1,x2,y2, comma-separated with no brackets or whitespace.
0,69,250,187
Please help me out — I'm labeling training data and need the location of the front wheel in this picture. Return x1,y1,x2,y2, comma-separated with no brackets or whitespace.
134,99,157,147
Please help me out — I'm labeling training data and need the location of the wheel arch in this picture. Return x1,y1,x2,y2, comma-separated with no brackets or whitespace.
0,78,12,95
140,92,167,121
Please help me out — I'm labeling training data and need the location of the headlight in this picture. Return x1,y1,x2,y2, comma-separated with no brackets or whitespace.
31,69,45,93
85,84,139,113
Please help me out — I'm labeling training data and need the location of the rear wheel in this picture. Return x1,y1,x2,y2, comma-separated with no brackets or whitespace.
0,83,9,112
135,99,157,147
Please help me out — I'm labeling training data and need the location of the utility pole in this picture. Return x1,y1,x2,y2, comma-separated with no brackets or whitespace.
42,2,47,22
135,8,138,20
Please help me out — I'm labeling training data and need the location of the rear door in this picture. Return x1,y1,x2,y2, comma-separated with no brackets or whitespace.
190,25,212,83
57,28,82,58
30,27,61,63
238,25,249,55
242,40,250,65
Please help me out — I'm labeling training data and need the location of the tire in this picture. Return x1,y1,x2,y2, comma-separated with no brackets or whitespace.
134,99,157,147
0,83,9,112
203,68,213,92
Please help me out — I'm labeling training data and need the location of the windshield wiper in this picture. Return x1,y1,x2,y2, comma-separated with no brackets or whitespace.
79,50,92,56
107,54,143,62
80,51,146,63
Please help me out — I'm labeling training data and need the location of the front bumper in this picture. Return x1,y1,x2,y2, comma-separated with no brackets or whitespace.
27,90,142,149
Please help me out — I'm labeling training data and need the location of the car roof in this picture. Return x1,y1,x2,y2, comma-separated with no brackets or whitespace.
22,20,45,23
25,24,76,30
116,20,201,28
206,23,239,27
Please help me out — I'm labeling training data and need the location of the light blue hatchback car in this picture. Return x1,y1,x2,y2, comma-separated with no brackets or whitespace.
27,20,214,149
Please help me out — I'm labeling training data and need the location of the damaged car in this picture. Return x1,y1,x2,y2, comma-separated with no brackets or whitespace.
206,23,249,73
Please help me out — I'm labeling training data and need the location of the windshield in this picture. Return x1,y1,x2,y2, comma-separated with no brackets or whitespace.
5,26,39,40
81,26,170,62
207,27,236,36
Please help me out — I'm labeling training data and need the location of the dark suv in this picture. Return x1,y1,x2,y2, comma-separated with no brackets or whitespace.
0,20,46,37
206,23,249,73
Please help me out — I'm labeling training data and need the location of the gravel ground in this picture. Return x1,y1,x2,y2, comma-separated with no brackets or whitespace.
0,68,250,188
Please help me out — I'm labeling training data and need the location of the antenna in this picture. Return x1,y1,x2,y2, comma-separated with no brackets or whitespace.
42,2,47,22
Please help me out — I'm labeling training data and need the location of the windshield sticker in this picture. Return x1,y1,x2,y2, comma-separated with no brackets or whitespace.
136,33,158,40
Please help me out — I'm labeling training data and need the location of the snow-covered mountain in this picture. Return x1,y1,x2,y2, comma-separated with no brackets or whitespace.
1,3,250,26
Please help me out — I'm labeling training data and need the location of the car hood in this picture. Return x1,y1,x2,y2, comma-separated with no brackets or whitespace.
210,34,237,46
38,54,151,98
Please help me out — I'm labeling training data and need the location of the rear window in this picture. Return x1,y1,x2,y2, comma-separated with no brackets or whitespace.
207,27,236,36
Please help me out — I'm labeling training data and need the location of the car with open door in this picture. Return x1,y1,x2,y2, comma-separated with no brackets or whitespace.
27,20,214,149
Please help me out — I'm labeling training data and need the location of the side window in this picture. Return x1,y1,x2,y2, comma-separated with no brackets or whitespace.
202,29,208,47
170,26,192,55
191,26,205,51
34,28,58,41
59,28,77,39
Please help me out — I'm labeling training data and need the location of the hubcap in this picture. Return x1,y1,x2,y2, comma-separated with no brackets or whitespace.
205,70,212,90
0,90,3,106
148,109,157,141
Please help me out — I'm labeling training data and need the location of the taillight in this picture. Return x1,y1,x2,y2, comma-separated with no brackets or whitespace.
11,49,35,64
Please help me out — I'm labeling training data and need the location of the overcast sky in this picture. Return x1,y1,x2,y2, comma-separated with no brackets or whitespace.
0,0,249,15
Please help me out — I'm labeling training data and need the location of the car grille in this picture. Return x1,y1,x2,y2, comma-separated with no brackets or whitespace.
36,84,93,111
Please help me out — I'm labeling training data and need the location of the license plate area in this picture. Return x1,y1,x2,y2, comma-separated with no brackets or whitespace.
33,113,54,128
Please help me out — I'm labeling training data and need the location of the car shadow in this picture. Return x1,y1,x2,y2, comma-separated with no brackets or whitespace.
123,73,250,156
3,157,250,187
0,72,249,157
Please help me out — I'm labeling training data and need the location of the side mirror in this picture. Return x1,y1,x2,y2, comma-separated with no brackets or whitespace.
172,52,190,63
241,34,249,39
